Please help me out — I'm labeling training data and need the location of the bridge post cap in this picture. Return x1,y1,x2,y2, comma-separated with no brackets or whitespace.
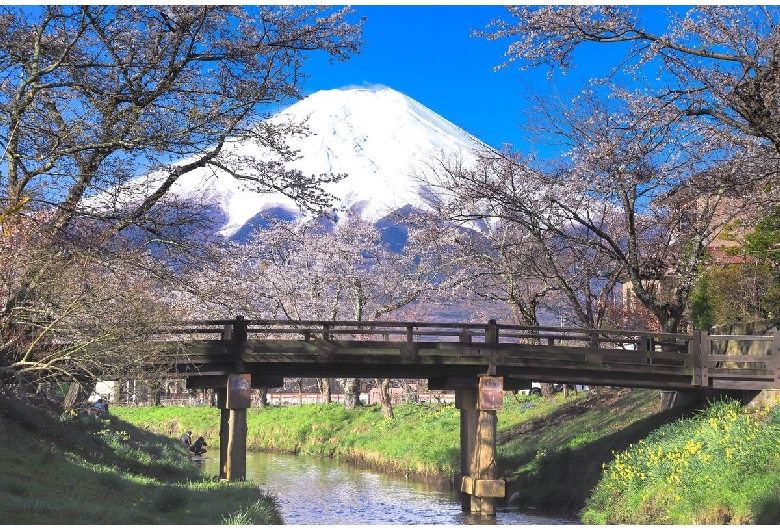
460,475,506,498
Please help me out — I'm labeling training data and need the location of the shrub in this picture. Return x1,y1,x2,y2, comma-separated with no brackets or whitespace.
222,496,283,525
151,485,189,513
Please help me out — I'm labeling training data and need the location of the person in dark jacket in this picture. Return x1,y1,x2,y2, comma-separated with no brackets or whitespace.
189,436,207,456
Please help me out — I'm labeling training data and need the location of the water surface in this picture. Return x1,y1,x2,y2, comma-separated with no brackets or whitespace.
200,452,581,525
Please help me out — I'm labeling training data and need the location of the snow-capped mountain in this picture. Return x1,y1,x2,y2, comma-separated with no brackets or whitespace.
83,85,486,240
166,85,486,238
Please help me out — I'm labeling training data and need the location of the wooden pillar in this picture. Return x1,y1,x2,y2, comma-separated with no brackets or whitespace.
226,408,247,481
454,320,505,515
690,330,703,387
216,388,229,480
224,374,251,481
474,408,499,515
456,387,478,512
456,383,504,516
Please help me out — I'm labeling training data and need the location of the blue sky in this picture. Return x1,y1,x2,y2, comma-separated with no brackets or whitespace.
301,5,664,152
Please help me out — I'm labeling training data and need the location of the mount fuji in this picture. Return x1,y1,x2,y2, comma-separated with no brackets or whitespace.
162,85,486,240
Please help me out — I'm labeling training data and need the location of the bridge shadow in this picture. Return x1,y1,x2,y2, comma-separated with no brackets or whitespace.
497,389,700,514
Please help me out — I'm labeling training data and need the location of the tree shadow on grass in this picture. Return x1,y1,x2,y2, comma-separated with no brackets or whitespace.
497,389,700,515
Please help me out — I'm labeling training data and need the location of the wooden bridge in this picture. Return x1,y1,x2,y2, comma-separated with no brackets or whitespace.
160,317,780,392
156,317,780,516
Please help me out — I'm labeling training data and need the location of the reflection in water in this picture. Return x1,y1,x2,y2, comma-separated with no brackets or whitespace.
200,452,581,525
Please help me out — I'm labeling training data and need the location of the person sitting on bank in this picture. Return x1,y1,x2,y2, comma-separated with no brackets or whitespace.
180,430,192,447
93,398,108,415
189,436,207,456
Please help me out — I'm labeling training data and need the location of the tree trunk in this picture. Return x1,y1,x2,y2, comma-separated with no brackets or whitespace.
63,381,91,410
339,378,361,409
256,388,268,408
147,380,161,406
375,378,394,419
540,383,556,397
317,378,331,404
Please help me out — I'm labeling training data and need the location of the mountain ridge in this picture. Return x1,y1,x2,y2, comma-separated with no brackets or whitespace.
173,85,486,237
83,85,486,240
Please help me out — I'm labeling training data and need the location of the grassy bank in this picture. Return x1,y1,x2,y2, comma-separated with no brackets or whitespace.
14,387,779,524
115,389,780,523
112,387,692,515
583,398,780,524
0,393,283,524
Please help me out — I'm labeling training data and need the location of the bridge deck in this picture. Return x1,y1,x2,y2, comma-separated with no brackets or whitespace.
158,319,780,392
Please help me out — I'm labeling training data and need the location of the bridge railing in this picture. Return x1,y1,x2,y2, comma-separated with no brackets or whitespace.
160,317,691,351
697,331,780,390
157,318,780,391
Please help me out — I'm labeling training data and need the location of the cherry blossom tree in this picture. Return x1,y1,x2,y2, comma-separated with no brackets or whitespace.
422,192,625,331
431,88,776,333
1,215,179,403
480,6,780,154
469,5,780,332
188,214,451,417
0,6,363,397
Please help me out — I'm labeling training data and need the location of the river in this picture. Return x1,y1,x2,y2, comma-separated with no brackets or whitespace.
199,452,581,525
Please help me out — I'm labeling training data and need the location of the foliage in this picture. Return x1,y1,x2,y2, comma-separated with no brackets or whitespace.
222,497,284,525
481,6,780,154
150,485,189,513
181,215,457,414
187,215,452,323
427,128,769,332
690,263,780,327
583,399,780,524
741,205,780,267
257,401,460,477
496,388,685,512
688,272,715,329
114,401,462,477
461,6,780,333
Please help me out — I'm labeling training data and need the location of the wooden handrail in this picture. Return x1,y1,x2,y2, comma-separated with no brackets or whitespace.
154,321,780,392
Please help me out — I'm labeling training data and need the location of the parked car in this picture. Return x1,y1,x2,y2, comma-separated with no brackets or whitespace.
526,383,587,396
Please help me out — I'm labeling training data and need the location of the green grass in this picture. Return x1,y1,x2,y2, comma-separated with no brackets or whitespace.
111,387,689,515
493,387,698,512
0,394,282,524
80,390,780,523
582,398,780,524
114,401,463,478
24,388,780,524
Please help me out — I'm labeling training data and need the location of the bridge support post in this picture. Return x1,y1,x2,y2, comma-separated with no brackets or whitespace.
226,407,247,481
455,385,504,516
224,374,250,481
472,407,500,516
455,388,477,512
216,389,229,479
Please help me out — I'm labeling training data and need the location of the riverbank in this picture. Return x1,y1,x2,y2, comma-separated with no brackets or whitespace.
6,387,779,524
0,393,283,524
111,388,694,516
583,398,780,524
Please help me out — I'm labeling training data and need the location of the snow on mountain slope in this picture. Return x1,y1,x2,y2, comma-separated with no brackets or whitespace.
133,85,487,238
260,87,483,221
